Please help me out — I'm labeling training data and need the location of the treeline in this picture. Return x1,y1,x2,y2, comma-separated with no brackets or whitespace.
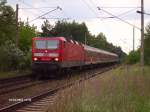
41,20,126,60
126,23,150,65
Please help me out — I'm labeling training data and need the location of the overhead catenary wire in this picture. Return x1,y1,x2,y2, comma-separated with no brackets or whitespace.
81,0,99,17
55,0,70,19
89,0,110,19
88,0,139,29
19,7,59,9
17,0,46,17
97,8,139,19
19,0,67,22
88,0,139,22
40,17,71,20
116,7,139,18
18,0,46,14
97,7,140,30
29,6,62,23
89,0,140,9
99,6,141,9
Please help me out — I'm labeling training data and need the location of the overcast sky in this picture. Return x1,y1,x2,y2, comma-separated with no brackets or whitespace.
7,0,150,53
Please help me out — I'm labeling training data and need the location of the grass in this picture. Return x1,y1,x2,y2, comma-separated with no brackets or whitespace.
48,65,150,112
0,70,31,79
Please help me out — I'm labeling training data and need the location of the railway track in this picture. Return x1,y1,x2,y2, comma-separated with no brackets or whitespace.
0,75,62,98
0,65,117,112
0,80,46,95
0,78,31,90
0,75,47,95
0,75,31,84
0,75,32,90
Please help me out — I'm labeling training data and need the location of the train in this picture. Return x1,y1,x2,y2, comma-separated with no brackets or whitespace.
32,37,119,76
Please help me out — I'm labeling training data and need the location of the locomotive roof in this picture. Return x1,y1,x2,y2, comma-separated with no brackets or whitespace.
32,37,66,41
84,45,118,57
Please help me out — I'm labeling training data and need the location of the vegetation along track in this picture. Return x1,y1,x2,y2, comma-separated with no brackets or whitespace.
0,65,118,112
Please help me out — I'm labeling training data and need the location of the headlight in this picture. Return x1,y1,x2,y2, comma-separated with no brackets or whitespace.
48,53,59,57
54,57,59,61
33,57,38,61
34,53,44,56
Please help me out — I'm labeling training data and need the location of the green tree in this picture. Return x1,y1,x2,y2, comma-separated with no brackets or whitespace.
41,20,54,37
126,50,140,64
0,40,25,71
53,20,88,43
0,0,16,45
144,23,150,65
93,33,107,49
19,22,37,52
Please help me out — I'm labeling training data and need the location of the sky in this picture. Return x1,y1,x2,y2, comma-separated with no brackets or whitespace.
7,0,150,53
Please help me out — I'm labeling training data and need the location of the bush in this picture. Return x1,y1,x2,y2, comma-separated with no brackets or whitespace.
126,51,140,64
0,40,25,71
23,50,32,70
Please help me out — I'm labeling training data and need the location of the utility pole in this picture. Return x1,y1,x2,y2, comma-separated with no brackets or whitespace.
133,27,135,51
27,17,29,24
16,4,19,47
141,0,144,69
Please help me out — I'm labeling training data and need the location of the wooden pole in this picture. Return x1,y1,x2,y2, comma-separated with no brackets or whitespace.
133,27,135,51
141,0,144,69
85,32,87,45
16,4,19,47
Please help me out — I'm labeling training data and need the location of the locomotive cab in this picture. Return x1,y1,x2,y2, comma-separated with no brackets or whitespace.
32,37,63,72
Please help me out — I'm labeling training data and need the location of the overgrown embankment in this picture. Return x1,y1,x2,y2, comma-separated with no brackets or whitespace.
48,65,150,112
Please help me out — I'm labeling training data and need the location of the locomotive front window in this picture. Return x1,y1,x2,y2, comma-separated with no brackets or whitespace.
35,40,59,49
47,40,59,49
35,40,46,49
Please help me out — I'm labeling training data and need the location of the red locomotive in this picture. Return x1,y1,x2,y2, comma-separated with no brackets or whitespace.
32,37,118,76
